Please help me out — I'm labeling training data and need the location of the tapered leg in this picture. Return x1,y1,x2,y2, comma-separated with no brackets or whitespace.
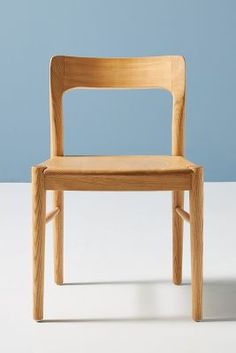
32,166,46,320
172,191,184,285
189,167,203,321
53,190,64,284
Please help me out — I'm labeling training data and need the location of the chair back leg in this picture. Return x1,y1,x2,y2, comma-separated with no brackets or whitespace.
53,190,64,285
172,190,184,285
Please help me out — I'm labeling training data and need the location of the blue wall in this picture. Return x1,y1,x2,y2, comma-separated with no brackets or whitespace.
1,0,235,182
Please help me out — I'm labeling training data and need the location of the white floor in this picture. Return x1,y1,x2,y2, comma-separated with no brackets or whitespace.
1,183,236,352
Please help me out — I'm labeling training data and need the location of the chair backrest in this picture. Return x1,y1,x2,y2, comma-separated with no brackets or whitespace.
49,55,186,157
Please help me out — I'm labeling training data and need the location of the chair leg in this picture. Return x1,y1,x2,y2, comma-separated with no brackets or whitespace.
32,166,46,320
172,191,184,285
53,190,64,285
189,167,203,321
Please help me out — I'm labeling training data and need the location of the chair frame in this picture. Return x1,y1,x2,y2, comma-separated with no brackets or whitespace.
32,55,203,321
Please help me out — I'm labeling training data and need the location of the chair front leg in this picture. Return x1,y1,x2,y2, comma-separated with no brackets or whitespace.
53,190,64,285
189,167,203,321
172,191,184,285
32,166,46,320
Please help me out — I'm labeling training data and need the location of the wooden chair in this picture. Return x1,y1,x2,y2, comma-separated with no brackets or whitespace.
32,55,203,321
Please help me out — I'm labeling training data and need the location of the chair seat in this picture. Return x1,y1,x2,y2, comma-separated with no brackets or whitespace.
43,155,195,175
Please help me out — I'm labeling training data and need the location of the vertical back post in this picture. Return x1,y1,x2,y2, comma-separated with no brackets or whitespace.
50,56,65,157
49,57,65,286
171,57,186,157
171,57,186,289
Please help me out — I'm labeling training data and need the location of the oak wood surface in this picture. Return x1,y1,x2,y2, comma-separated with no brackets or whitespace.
43,155,196,175
53,190,64,285
32,55,203,321
32,166,46,321
45,207,60,224
189,167,204,321
172,191,184,285
44,173,192,191
175,206,190,223
49,55,185,159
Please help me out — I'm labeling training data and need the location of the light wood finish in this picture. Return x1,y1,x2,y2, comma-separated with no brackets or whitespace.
175,206,190,223
32,166,46,321
44,155,194,175
49,56,186,158
171,57,185,157
50,57,64,157
43,155,194,191
44,172,192,191
53,191,64,285
189,167,204,321
32,55,203,321
172,191,184,285
170,55,186,288
45,207,60,224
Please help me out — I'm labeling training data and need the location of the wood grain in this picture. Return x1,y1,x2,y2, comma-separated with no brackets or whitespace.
43,155,195,175
31,55,203,321
53,191,64,285
44,173,192,191
171,56,186,157
58,56,173,90
189,167,204,321
46,207,60,224
32,166,46,320
175,206,190,223
49,56,185,159
50,57,64,157
172,191,184,285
